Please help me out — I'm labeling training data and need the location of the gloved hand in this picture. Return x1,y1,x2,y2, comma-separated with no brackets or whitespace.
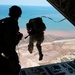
17,32,23,40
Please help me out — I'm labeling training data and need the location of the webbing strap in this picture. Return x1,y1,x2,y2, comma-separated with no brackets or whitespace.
41,16,66,23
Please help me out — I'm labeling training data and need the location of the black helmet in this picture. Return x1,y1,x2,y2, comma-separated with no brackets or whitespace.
9,5,22,17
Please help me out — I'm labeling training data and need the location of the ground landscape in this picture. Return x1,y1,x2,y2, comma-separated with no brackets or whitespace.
17,34,75,68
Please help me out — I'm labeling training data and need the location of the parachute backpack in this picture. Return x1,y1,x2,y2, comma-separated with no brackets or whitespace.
27,17,46,32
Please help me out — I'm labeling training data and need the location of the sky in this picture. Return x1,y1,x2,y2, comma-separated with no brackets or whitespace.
1,0,75,37
0,0,51,6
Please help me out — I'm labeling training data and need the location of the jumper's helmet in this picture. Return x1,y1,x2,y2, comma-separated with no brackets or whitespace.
9,5,22,17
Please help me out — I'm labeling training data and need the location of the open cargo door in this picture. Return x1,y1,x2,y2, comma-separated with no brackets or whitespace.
47,0,75,26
